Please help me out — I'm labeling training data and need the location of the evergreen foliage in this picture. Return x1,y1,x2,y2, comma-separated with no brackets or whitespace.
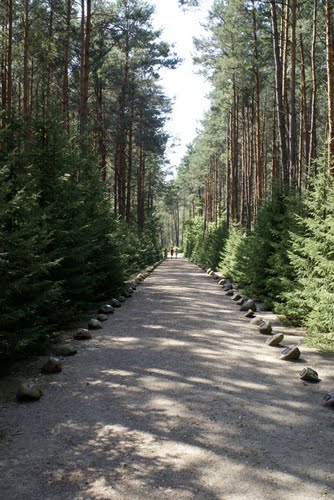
278,174,334,350
192,221,228,270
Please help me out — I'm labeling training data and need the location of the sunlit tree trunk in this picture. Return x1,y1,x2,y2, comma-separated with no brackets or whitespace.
325,0,334,176
270,0,289,187
308,0,317,175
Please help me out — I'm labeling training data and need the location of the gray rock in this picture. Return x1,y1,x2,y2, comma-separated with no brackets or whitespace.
232,294,242,301
111,298,121,308
223,282,233,291
16,382,42,402
236,298,244,305
280,345,301,361
225,290,234,296
245,309,255,318
118,295,126,303
300,367,320,382
266,333,284,346
240,299,257,312
321,393,334,407
218,279,226,286
123,291,132,298
41,356,62,374
99,304,114,314
73,328,92,340
51,344,77,357
258,320,273,334
97,313,108,321
88,319,103,330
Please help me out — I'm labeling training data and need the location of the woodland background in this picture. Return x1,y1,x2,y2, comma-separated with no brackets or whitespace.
0,0,333,362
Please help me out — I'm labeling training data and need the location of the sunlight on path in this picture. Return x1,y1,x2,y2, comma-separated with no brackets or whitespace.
0,258,333,500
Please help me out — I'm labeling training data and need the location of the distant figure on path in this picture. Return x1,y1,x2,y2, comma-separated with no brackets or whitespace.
175,247,178,258
170,247,174,258
163,248,168,259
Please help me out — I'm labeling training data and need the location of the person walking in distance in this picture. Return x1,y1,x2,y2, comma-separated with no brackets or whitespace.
170,247,174,258
175,247,178,259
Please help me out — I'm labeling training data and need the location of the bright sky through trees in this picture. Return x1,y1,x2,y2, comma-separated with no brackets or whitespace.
152,0,213,169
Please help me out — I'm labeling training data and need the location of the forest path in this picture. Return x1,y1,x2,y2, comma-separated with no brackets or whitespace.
0,258,334,500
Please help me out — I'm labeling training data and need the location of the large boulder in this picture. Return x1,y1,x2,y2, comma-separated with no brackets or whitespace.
258,320,273,334
99,304,114,314
223,281,233,291
245,309,255,318
97,313,108,322
41,356,62,374
73,328,92,340
266,333,284,346
240,299,257,312
300,367,319,382
280,345,301,361
16,382,42,402
88,319,103,330
111,298,122,308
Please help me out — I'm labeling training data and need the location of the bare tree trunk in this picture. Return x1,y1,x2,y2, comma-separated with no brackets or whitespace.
226,111,231,227
252,2,262,207
7,0,13,121
289,0,297,187
270,0,289,187
325,0,334,176
79,0,91,136
137,144,145,230
63,0,71,131
308,0,317,174
23,0,30,138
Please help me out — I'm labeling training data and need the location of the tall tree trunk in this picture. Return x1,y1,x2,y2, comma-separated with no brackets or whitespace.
270,0,289,187
137,144,145,230
7,0,13,121
79,0,91,136
308,0,317,174
299,33,308,190
289,0,297,187
23,0,30,139
252,2,262,207
325,0,334,176
63,0,71,130
226,110,231,226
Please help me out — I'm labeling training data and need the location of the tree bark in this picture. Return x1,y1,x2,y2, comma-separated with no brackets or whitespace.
308,0,317,174
79,0,91,136
270,0,289,187
325,0,334,176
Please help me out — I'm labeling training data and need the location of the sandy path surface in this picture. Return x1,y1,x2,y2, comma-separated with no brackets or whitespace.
0,258,334,500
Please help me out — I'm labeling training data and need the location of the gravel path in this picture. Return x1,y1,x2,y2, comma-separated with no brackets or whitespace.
0,258,334,500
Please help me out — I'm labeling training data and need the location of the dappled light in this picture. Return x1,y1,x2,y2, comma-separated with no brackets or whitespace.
1,258,333,498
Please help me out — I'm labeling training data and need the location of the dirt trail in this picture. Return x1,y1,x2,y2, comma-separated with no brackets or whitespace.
0,258,334,500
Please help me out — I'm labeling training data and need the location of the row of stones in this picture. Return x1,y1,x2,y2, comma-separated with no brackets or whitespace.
16,260,164,402
193,261,334,408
